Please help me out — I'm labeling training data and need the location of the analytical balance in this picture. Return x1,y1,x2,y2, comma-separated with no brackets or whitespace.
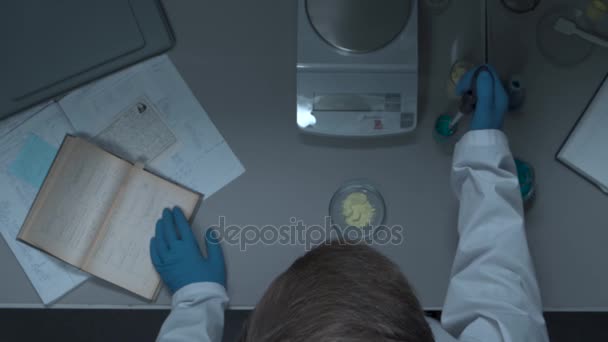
296,0,419,137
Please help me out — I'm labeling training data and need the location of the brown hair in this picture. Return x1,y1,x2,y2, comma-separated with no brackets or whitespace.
239,241,434,342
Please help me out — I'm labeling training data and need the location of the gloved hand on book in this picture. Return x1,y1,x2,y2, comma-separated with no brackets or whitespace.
150,207,226,292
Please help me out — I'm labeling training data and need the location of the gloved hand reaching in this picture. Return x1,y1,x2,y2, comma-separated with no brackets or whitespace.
456,65,509,130
150,207,226,293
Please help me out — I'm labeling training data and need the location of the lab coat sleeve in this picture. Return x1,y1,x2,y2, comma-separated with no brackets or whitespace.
441,130,549,342
157,282,229,342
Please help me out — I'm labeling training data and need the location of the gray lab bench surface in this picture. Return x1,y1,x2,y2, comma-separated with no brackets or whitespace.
0,0,607,310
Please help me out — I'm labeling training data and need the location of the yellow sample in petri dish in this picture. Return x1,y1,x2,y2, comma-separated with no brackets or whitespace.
329,180,385,236
341,192,376,228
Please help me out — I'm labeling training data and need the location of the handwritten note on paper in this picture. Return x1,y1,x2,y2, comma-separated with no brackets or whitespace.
0,104,88,304
94,97,177,163
59,55,245,198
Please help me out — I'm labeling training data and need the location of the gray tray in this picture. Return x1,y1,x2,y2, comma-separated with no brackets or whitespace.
0,0,175,119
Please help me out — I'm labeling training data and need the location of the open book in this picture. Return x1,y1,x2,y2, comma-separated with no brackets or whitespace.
17,135,202,300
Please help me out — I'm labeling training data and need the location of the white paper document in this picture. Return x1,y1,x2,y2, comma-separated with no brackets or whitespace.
558,77,608,193
0,102,49,138
94,96,177,163
0,104,89,304
60,55,245,197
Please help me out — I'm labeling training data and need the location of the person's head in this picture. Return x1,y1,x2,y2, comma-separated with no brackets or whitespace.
239,240,434,342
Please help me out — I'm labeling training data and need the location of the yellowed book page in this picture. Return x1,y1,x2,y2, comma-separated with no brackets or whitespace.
82,167,200,299
18,136,131,267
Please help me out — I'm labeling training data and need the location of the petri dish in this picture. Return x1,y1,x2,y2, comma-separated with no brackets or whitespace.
329,180,386,239
537,5,595,67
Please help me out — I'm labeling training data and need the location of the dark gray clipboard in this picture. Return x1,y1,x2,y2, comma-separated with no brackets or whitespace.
0,0,175,120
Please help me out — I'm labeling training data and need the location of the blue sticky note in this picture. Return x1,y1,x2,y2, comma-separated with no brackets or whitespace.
8,134,58,189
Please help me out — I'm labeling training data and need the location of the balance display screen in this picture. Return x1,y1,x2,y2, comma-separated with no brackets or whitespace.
313,93,401,112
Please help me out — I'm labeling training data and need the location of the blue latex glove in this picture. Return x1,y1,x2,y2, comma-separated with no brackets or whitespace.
456,65,509,130
150,207,226,292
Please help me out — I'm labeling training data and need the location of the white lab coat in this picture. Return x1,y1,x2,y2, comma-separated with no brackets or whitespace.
156,130,549,342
